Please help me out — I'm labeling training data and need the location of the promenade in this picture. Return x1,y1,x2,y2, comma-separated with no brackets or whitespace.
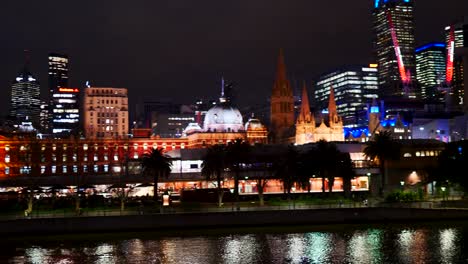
2,201,468,236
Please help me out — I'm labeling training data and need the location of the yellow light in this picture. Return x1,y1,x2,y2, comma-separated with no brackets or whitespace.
369,64,378,68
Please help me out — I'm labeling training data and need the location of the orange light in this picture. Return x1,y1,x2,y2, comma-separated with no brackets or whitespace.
369,64,378,68
59,88,79,93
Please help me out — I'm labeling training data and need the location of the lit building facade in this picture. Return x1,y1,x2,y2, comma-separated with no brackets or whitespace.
445,17,468,109
48,54,79,136
415,43,446,101
315,65,379,128
84,87,129,139
51,88,80,136
296,84,344,145
373,0,417,98
9,61,41,128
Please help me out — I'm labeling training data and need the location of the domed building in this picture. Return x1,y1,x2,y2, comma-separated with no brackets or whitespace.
186,79,268,148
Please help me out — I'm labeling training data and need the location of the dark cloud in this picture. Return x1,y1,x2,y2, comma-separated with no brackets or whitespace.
1,0,467,119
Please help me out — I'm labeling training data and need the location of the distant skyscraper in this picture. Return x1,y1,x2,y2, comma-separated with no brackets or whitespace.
270,49,294,143
415,42,446,101
48,53,80,136
445,17,468,108
84,87,129,138
315,65,379,128
9,51,41,128
372,0,417,98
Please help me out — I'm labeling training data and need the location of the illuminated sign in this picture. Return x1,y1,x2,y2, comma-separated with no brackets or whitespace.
369,64,378,68
446,25,455,83
59,88,79,93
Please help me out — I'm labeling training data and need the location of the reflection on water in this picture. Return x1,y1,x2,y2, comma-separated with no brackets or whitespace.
6,223,468,264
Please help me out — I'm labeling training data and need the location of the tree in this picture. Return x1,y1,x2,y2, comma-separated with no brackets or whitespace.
273,145,299,203
225,138,251,210
433,140,468,192
337,152,355,198
141,148,173,201
201,144,227,207
363,131,401,196
314,140,341,193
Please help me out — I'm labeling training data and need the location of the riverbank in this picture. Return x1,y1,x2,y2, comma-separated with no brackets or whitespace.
2,207,468,236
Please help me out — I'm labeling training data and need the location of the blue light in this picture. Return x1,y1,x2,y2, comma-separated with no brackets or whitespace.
370,106,380,113
415,42,446,53
376,0,411,8
375,0,380,8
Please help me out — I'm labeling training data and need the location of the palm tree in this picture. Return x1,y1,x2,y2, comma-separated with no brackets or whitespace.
363,130,401,196
201,144,227,207
225,138,251,210
141,148,173,201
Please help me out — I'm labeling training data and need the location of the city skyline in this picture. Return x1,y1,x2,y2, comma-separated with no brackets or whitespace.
1,1,468,118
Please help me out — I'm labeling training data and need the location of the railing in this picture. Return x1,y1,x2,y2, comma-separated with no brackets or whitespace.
1,200,464,221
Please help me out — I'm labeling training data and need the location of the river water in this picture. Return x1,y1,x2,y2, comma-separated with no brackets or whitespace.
2,222,468,263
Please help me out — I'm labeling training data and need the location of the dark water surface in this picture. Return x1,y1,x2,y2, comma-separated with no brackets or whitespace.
2,221,468,263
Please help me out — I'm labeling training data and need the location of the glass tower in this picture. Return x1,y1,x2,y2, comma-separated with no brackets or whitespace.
445,16,468,108
372,0,417,99
9,51,41,128
415,43,446,101
315,65,379,128
48,53,80,136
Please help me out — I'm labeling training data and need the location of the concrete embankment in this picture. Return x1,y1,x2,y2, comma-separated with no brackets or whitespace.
2,207,468,236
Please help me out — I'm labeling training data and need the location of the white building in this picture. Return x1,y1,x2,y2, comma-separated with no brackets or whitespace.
84,87,129,138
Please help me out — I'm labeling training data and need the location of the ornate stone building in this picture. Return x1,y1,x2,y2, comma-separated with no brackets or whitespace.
295,84,345,145
270,49,295,144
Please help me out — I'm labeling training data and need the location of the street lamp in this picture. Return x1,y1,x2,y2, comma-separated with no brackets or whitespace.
441,186,446,201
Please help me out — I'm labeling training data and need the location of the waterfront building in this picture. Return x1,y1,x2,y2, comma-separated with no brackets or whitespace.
185,79,268,148
270,49,295,143
83,87,129,139
372,0,418,98
415,43,446,101
9,52,41,129
315,65,379,127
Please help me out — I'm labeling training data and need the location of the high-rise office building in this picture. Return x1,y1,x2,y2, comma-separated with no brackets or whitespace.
445,17,468,108
372,0,417,99
48,53,80,136
415,42,446,101
315,65,379,128
84,87,129,138
9,51,41,128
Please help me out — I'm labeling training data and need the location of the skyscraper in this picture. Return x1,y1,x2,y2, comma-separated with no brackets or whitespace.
315,65,379,128
415,42,446,101
9,51,41,128
48,53,80,136
445,16,468,108
270,49,294,143
372,0,417,99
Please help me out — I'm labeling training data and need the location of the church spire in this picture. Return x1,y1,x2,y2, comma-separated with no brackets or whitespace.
270,48,295,143
272,48,292,96
328,86,339,124
297,82,312,123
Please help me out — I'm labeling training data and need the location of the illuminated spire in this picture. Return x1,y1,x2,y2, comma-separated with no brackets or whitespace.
297,82,312,123
272,48,292,96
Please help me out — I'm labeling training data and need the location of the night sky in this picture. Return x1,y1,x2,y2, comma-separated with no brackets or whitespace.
1,0,467,120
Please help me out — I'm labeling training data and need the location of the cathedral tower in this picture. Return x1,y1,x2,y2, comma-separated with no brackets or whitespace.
295,82,315,145
270,49,294,143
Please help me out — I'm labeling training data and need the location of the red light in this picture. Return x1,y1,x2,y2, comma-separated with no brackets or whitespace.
59,88,79,93
446,25,455,84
